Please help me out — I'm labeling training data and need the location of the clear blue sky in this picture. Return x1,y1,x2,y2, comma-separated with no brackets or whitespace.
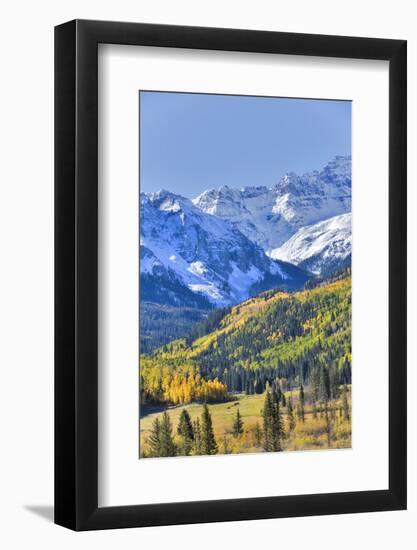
140,91,351,198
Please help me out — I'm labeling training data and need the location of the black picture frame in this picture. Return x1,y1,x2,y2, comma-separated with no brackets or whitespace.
55,19,407,531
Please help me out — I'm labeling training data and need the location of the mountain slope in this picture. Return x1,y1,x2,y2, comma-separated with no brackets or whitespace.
140,190,310,307
193,156,351,252
269,213,352,275
141,274,352,403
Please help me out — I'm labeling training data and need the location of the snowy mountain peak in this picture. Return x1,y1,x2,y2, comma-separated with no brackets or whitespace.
193,156,351,251
269,213,352,275
142,189,190,212
140,189,310,306
140,156,351,305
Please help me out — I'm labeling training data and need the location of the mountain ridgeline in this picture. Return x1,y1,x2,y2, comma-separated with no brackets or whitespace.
140,271,352,406
140,156,352,351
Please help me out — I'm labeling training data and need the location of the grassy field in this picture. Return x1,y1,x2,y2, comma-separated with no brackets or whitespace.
140,388,351,457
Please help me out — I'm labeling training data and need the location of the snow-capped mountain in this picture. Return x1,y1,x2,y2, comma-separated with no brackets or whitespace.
193,156,351,252
269,213,352,275
140,190,310,307
140,156,351,306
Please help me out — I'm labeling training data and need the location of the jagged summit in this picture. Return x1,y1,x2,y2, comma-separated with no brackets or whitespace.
193,156,351,251
140,187,309,307
140,156,351,307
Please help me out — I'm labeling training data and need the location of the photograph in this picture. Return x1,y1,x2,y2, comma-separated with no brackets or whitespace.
0,2,409,542
139,91,352,458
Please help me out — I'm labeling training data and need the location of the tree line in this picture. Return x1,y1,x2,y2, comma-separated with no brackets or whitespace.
142,382,351,458
144,403,218,457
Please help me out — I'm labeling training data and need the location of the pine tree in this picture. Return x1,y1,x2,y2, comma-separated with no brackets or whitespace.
287,395,296,432
324,400,332,448
201,404,218,455
159,411,176,457
330,364,340,399
273,383,282,405
262,390,273,451
262,390,284,452
273,400,284,451
342,384,350,421
147,417,161,457
299,384,305,422
177,409,194,455
192,418,202,455
320,367,331,401
232,408,244,437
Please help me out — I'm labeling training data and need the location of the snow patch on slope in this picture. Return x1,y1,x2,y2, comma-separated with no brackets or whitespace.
140,190,301,306
269,213,352,275
193,156,351,251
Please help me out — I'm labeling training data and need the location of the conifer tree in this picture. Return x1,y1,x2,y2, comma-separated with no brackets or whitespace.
320,367,331,401
262,390,284,452
147,417,161,457
159,411,176,457
232,408,244,437
201,404,218,455
287,395,296,432
342,384,350,421
330,364,340,399
177,409,194,455
273,382,282,405
262,390,273,451
324,400,332,448
192,418,202,455
299,384,305,422
273,400,284,451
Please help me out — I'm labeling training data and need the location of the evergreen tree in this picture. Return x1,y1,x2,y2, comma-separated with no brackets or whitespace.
287,395,296,432
320,367,331,401
299,384,305,422
330,364,340,399
255,378,264,394
273,400,284,451
342,384,350,421
262,390,284,452
192,418,202,455
273,382,282,405
177,409,194,455
232,408,244,437
159,411,176,457
147,417,161,457
201,404,218,455
324,400,332,448
262,390,273,451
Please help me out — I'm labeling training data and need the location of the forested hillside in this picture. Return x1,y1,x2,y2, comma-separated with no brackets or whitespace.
140,270,351,458
140,272,351,406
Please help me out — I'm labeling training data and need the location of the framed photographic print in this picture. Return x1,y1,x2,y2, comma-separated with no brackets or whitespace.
55,20,407,530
